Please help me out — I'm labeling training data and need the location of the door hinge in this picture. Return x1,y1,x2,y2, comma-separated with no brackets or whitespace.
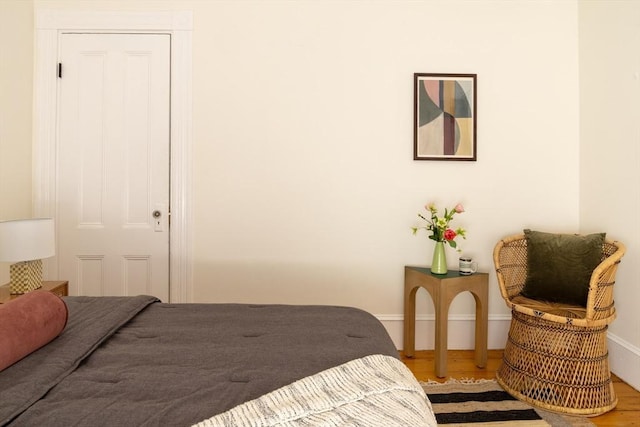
58,63,62,78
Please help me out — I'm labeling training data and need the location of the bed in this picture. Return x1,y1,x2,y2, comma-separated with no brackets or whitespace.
0,294,436,426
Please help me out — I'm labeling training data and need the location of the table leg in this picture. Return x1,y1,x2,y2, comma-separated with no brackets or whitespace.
434,291,448,378
473,288,488,369
403,285,416,358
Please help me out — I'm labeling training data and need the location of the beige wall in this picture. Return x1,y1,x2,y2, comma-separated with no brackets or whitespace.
579,0,640,389
0,0,34,284
12,0,640,387
189,0,581,318
0,0,33,220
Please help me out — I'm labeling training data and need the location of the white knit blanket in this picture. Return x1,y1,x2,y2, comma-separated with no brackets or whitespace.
193,354,437,427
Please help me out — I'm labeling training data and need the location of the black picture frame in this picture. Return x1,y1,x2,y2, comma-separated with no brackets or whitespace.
414,73,477,161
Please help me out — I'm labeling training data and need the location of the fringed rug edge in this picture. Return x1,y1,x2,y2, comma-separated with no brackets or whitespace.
420,377,497,386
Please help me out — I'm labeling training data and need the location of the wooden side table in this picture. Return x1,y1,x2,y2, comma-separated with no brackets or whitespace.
403,266,488,377
0,280,69,304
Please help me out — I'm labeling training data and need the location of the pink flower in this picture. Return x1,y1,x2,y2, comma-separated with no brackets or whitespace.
444,229,457,241
412,202,467,251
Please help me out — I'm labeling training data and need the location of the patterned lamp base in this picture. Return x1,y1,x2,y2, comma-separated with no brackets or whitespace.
9,259,44,294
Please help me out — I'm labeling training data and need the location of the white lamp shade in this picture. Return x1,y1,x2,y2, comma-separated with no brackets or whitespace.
0,218,56,262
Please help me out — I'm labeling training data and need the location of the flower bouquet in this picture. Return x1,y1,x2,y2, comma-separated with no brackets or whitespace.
412,203,467,274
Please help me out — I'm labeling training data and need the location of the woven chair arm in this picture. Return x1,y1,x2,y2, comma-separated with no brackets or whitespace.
586,240,626,321
493,234,528,304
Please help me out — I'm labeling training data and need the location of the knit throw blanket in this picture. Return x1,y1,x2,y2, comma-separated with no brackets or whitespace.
193,354,437,427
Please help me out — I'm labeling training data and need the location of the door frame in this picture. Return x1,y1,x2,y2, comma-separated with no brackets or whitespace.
33,9,193,303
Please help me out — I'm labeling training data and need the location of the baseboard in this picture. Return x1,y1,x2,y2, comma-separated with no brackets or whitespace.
608,332,640,391
376,314,511,351
378,314,640,392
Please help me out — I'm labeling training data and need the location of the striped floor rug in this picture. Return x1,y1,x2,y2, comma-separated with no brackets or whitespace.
422,379,595,426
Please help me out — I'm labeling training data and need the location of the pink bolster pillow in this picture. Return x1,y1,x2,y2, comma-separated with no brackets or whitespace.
0,290,68,371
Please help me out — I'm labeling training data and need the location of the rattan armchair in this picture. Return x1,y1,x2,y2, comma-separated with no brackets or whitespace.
493,234,625,416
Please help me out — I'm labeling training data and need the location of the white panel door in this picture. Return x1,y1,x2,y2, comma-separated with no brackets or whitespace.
57,33,170,301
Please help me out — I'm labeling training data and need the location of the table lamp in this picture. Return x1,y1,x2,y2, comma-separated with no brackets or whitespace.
0,218,55,294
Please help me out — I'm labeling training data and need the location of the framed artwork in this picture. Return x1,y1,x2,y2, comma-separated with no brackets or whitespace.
414,73,477,161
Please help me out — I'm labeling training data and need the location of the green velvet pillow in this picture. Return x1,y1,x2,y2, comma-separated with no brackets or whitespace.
521,229,605,307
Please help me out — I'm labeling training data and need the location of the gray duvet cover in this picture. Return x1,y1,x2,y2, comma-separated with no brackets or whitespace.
0,296,398,427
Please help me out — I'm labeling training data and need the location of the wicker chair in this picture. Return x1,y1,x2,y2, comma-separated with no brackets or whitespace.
493,234,625,416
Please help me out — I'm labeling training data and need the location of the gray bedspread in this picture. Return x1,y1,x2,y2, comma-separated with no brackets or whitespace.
0,296,399,427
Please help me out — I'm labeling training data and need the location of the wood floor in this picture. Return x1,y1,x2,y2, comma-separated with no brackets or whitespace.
400,350,640,426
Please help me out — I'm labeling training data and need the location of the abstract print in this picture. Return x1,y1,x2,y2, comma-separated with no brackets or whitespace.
414,74,476,160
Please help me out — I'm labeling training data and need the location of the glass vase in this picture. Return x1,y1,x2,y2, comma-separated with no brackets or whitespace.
430,241,448,274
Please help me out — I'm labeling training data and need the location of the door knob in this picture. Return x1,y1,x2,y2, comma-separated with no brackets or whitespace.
152,210,161,218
